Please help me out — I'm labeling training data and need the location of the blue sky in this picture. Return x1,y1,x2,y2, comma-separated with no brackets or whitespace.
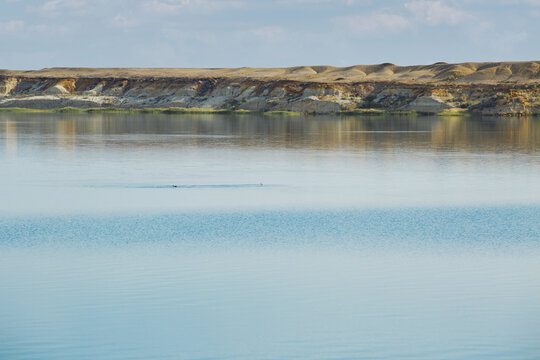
0,0,538,69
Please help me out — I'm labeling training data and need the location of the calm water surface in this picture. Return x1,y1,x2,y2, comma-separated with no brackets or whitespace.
1,113,540,360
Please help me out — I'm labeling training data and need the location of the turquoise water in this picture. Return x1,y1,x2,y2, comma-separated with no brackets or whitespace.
1,113,540,360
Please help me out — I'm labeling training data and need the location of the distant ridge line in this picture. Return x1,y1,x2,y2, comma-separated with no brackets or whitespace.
1,61,539,84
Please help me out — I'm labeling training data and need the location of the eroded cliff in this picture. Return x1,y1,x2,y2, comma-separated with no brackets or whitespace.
1,62,539,115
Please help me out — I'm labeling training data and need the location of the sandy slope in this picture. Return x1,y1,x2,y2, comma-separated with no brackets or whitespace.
1,61,539,84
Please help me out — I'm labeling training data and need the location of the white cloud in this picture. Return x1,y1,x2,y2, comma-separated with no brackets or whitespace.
404,0,472,25
251,26,286,42
0,20,24,33
113,15,136,28
498,0,540,5
276,0,368,5
0,20,71,36
39,0,86,11
334,12,411,35
144,0,192,12
334,1,471,37
31,23,70,35
143,0,242,13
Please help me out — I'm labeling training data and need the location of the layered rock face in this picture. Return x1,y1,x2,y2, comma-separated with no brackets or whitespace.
0,62,539,115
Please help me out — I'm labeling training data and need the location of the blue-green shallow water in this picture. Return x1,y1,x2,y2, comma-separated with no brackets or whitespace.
1,207,539,251
1,113,540,360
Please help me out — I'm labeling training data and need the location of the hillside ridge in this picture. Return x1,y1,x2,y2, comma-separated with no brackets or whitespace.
1,62,539,115
1,61,539,84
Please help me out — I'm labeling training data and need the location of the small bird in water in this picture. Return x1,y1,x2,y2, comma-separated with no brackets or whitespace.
260,183,263,187
172,184,178,188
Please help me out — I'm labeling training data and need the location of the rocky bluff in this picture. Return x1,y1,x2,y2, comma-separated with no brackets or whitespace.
1,62,538,115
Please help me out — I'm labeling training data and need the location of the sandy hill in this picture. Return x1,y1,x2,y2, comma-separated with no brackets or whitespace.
1,61,539,84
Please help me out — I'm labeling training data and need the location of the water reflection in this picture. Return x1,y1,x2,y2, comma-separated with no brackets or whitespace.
3,118,17,156
55,119,77,150
1,112,540,360
1,113,539,153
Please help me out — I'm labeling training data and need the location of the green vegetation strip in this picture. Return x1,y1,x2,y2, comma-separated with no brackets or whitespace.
262,111,301,116
0,107,56,113
338,109,417,116
435,108,471,117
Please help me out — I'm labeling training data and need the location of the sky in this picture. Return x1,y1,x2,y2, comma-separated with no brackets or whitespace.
0,0,539,69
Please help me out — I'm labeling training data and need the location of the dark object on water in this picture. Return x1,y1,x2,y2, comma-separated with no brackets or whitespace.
172,184,178,188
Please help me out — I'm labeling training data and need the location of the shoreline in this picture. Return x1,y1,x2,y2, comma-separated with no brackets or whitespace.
2,106,538,117
0,106,480,117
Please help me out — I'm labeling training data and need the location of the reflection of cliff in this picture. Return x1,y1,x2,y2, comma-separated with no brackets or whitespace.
431,117,469,149
1,113,539,153
431,116,539,152
3,118,17,155
56,119,77,149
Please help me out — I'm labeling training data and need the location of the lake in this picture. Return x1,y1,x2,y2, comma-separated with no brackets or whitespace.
1,112,539,360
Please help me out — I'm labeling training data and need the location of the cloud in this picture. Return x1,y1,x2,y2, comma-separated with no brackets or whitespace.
251,26,286,42
334,1,471,37
275,0,367,5
31,23,70,35
144,0,192,12
143,0,242,13
0,20,24,33
112,15,137,28
498,0,540,5
0,20,71,37
333,12,411,35
404,0,472,25
1,0,538,68
39,0,86,11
